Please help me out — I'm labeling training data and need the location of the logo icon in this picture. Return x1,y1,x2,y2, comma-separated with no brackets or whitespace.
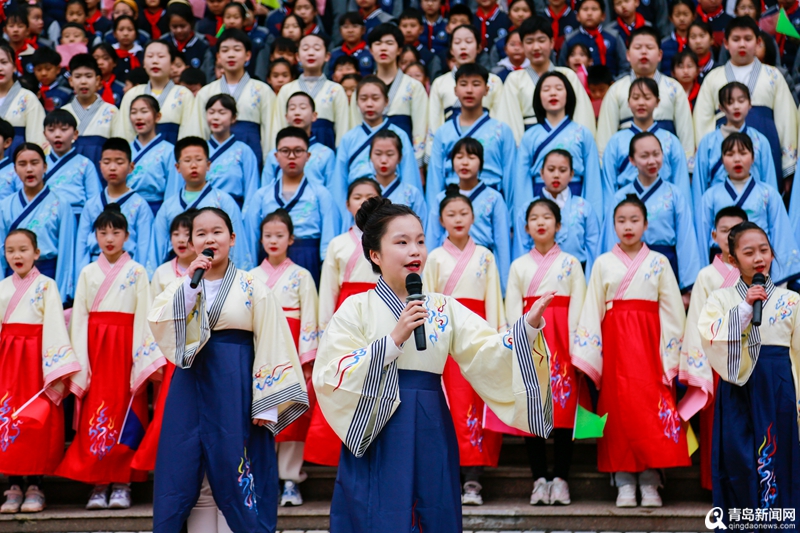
706,507,728,530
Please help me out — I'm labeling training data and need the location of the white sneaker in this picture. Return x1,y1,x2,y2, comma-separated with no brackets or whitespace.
86,485,109,510
20,486,45,513
1,486,22,514
639,484,663,507
280,481,303,507
461,481,483,506
108,483,131,509
616,484,637,507
529,477,550,505
550,477,571,505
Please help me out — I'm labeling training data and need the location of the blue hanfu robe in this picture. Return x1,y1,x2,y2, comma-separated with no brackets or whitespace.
425,182,511,292
129,134,180,215
512,189,601,278
0,188,76,302
43,148,101,214
0,157,18,201
207,135,259,207
511,117,605,222
261,136,335,187
242,177,340,288
601,123,691,214
701,177,800,284
340,175,428,233
693,126,777,216
76,189,153,280
149,184,252,274
275,77,351,151
63,97,119,176
604,177,701,291
331,121,421,220
426,111,516,209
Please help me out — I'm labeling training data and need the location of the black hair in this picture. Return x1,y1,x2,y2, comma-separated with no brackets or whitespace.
166,2,195,25
131,93,160,115
758,29,778,65
260,208,294,236
399,45,422,63
333,54,360,72
629,76,660,99
628,131,662,158
144,39,179,62
505,28,522,44
370,129,403,157
714,205,749,227
614,193,647,219
43,109,78,130
65,0,87,13
0,118,14,142
298,30,329,49
721,131,754,155
102,137,133,161
286,90,316,112
724,15,760,39
5,5,28,26
671,48,699,70
367,22,404,48
339,11,365,27
454,62,489,83
735,0,761,19
174,136,209,160
728,221,773,261
449,24,481,51
566,41,591,59
629,26,661,47
577,0,605,13
439,183,473,216
533,71,576,123
191,206,234,236
543,148,574,171
525,198,561,225
223,1,247,20
217,28,252,52
719,81,750,108
93,202,129,232
357,74,389,99
449,137,484,172
31,46,62,67
668,0,695,17
518,16,553,40
399,8,424,24
448,4,473,23
13,142,45,164
170,209,195,234
61,22,89,40
206,93,237,116
356,197,421,274
0,43,15,67
6,228,37,249
179,67,206,86
688,19,713,38
272,37,298,55
341,73,363,85
348,177,382,199
126,67,149,86
403,62,426,79
92,42,119,67
113,14,137,33
587,64,614,85
276,126,310,149
69,53,101,76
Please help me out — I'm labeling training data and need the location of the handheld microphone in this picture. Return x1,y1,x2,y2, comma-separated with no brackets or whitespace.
190,249,215,289
405,273,427,352
751,272,766,327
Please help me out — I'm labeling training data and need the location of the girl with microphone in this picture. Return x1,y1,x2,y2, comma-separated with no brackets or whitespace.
314,197,555,532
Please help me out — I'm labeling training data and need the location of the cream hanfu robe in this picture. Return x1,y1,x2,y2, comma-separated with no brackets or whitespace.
113,81,196,144
0,269,80,476
147,261,308,532
424,238,507,467
57,254,165,484
699,277,800,520
316,277,553,533
0,81,46,155
573,245,690,475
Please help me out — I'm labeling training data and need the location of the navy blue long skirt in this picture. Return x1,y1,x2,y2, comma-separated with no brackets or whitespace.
331,369,462,533
712,345,800,524
153,329,278,533
287,237,322,289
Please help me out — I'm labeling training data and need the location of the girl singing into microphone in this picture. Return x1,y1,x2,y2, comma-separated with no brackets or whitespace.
314,197,555,533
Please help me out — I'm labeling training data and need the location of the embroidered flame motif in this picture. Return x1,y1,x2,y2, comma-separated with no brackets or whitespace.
253,363,293,391
758,423,778,509
657,392,681,443
709,318,722,345
238,447,257,513
466,403,484,452
424,296,449,345
550,351,572,409
333,348,367,391
0,393,21,452
88,401,118,460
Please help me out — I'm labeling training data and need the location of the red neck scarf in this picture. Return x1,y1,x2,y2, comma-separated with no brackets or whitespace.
101,74,117,105
174,34,193,52
674,32,687,51
687,81,700,110
476,4,500,50
425,19,435,48
697,50,712,67
38,83,55,111
696,4,723,22
304,22,317,35
617,12,646,38
144,9,163,39
25,36,38,50
584,27,607,65
342,40,366,55
548,4,568,40
116,48,141,70
86,9,102,35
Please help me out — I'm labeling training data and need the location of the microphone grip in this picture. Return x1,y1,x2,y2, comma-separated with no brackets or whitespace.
752,299,763,327
189,267,205,289
413,324,426,351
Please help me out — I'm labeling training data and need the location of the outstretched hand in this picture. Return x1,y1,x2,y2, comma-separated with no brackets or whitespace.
526,291,556,329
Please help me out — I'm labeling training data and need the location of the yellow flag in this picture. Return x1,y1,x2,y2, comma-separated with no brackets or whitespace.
684,421,699,456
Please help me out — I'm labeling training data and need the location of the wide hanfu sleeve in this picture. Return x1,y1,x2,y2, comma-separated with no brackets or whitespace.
658,258,686,384
572,259,606,387
129,264,166,394
147,277,209,370
38,278,81,404
66,269,92,399
297,269,319,365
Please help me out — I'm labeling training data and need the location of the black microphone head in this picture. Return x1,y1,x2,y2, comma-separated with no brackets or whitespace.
752,272,766,286
405,272,423,295
202,248,215,259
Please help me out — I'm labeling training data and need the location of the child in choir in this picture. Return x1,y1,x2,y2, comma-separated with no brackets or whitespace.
688,20,716,83
694,17,797,189
127,94,180,215
368,130,427,226
328,13,374,78
332,76,419,220
149,137,251,274
362,23,428,166
220,2,268,79
420,0,448,57
513,150,601,278
474,0,511,56
0,120,18,201
92,43,125,109
5,8,35,77
426,139,511,292
604,132,701,295
700,133,800,284
315,195,554,531
194,29,274,166
512,71,603,227
695,0,732,46
160,3,212,73
504,198,587,506
243,127,339,288
85,0,110,39
32,47,73,112
250,209,319,508
423,186,507,506
697,223,800,520
0,229,80,515
575,195,690,508
204,94,259,207
262,92,335,187
0,144,75,303
114,40,196,145
558,0,630,77
660,0,694,75
41,110,101,216
596,27,695,162
0,44,46,155
275,33,351,151
57,203,165,510
694,82,776,216
76,138,153,278
601,78,691,213
148,206,308,532
679,206,747,493
266,58,297,97
63,54,121,173
427,63,516,207
671,49,701,110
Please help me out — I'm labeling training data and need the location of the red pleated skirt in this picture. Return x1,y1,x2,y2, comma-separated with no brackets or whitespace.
56,312,149,484
0,324,65,475
130,363,174,472
596,300,691,473
699,372,719,491
277,315,314,443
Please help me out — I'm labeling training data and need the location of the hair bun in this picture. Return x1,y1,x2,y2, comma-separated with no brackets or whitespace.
444,183,461,198
103,202,123,213
355,196,393,232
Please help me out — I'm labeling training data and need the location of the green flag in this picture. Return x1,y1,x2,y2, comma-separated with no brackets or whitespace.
777,8,800,39
216,24,226,38
258,0,281,9
572,405,607,440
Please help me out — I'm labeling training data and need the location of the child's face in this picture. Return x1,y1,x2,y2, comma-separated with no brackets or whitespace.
130,99,159,136
4,233,39,277
85,0,99,10
712,215,745,255
0,51,15,86
271,49,296,64
191,211,236,265
452,148,481,180
145,0,161,9
286,95,316,130
505,33,526,65
171,226,195,261
275,137,309,176
577,0,604,29
370,34,400,65
568,47,591,70
509,1,533,27
28,8,44,36
370,138,401,178
218,38,251,73
346,183,379,216
446,15,471,34
588,82,609,100
14,149,45,189
454,74,488,109
476,0,497,8
721,88,751,124
281,17,303,42
298,36,328,71
523,30,553,66
176,145,210,186
613,0,639,21
399,19,423,44
44,123,78,153
688,26,712,56
206,0,229,16
268,63,293,94
357,82,388,121
627,35,662,75
614,204,647,246
629,135,662,179
112,3,135,18
34,63,61,85
398,50,417,71
223,8,244,29
294,0,316,24
340,22,365,44
342,77,358,101
420,0,441,16
722,142,754,180
170,56,187,83
450,27,478,65
729,229,772,279
440,198,474,242
540,76,567,113
628,84,658,122
526,203,559,244
144,42,172,78
115,19,137,47
735,0,757,17
100,149,134,186
206,100,236,134
6,21,29,43
96,225,128,256
405,64,426,85
69,66,100,99
169,15,193,42
355,0,377,9
61,27,88,44
672,56,698,84
541,153,573,194
698,0,722,11
261,220,294,258
66,3,86,23
670,3,695,31
333,62,357,82
725,28,759,65
93,48,116,76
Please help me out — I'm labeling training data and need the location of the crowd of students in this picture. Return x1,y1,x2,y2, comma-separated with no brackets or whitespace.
0,0,797,529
